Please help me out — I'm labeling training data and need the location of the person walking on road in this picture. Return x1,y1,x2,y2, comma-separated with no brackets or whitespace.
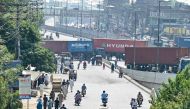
119,68,123,78
48,97,53,109
37,96,42,103
103,63,105,70
39,84,44,97
43,94,48,109
111,64,115,73
69,79,74,92
50,90,55,106
54,98,59,109
66,80,70,90
37,101,43,109
58,92,64,107
130,98,138,109
60,104,67,109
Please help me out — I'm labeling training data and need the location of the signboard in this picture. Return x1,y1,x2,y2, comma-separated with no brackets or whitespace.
68,41,93,52
19,74,31,99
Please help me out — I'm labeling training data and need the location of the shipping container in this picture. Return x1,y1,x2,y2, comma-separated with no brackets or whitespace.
42,41,68,54
175,37,190,48
67,41,93,52
125,47,190,65
93,38,148,53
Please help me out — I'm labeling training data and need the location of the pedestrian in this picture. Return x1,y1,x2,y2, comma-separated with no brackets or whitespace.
41,74,45,84
37,101,43,109
69,79,74,92
38,76,43,86
115,60,117,69
60,104,67,109
66,80,70,90
130,98,138,109
62,79,67,86
39,84,44,97
54,98,59,109
50,90,55,106
111,64,115,73
43,94,48,109
44,74,49,86
61,85,68,99
77,62,80,70
37,96,42,103
119,68,123,78
103,63,105,70
48,97,53,109
60,63,63,74
58,92,64,107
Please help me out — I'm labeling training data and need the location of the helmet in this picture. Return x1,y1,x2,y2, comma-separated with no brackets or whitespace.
103,90,105,93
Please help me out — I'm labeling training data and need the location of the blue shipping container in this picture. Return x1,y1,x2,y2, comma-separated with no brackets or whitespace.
68,41,93,52
175,37,190,48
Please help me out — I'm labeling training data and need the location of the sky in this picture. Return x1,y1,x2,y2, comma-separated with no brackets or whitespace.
47,0,190,5
177,0,190,4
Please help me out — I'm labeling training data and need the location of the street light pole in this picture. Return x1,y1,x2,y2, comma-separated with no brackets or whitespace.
80,0,83,37
133,11,137,69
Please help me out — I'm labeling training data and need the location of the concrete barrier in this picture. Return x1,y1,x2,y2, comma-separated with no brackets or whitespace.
103,59,177,90
103,59,151,94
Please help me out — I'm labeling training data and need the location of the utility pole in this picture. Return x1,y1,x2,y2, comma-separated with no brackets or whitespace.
90,1,92,37
97,0,100,38
16,5,21,59
77,0,79,29
65,0,68,33
133,11,137,69
80,0,83,37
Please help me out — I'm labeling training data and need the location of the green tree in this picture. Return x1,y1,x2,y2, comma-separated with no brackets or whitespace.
22,45,56,73
151,66,190,109
0,45,22,109
0,76,9,109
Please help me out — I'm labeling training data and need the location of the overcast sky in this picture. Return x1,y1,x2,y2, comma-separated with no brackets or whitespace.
49,0,190,5
177,0,190,4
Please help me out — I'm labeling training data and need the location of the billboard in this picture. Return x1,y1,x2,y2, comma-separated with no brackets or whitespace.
175,37,190,48
68,41,93,52
19,74,31,99
93,38,148,53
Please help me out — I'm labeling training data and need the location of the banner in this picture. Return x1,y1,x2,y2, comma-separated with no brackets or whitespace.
19,74,31,99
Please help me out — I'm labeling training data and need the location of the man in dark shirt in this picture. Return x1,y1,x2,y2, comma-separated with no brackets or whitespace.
54,98,59,109
43,94,48,109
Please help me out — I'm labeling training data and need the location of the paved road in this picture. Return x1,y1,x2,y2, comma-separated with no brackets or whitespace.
62,62,151,109
22,61,151,109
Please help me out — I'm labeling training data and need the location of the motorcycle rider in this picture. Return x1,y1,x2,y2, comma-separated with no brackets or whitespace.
130,98,138,109
101,90,108,107
75,90,82,106
83,61,87,69
81,84,87,97
137,92,143,107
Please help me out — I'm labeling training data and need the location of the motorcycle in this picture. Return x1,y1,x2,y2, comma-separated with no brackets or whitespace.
102,98,107,107
83,64,86,69
75,98,81,106
81,89,86,97
137,97,143,107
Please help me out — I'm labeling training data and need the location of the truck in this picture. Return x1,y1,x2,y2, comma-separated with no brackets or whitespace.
125,47,190,73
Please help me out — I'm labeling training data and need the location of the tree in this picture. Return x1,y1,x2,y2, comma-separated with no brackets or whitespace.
0,45,22,109
150,66,190,109
21,45,56,73
19,21,41,51
0,76,9,109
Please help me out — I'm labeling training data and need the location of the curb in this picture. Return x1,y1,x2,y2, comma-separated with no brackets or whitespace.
104,62,151,95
